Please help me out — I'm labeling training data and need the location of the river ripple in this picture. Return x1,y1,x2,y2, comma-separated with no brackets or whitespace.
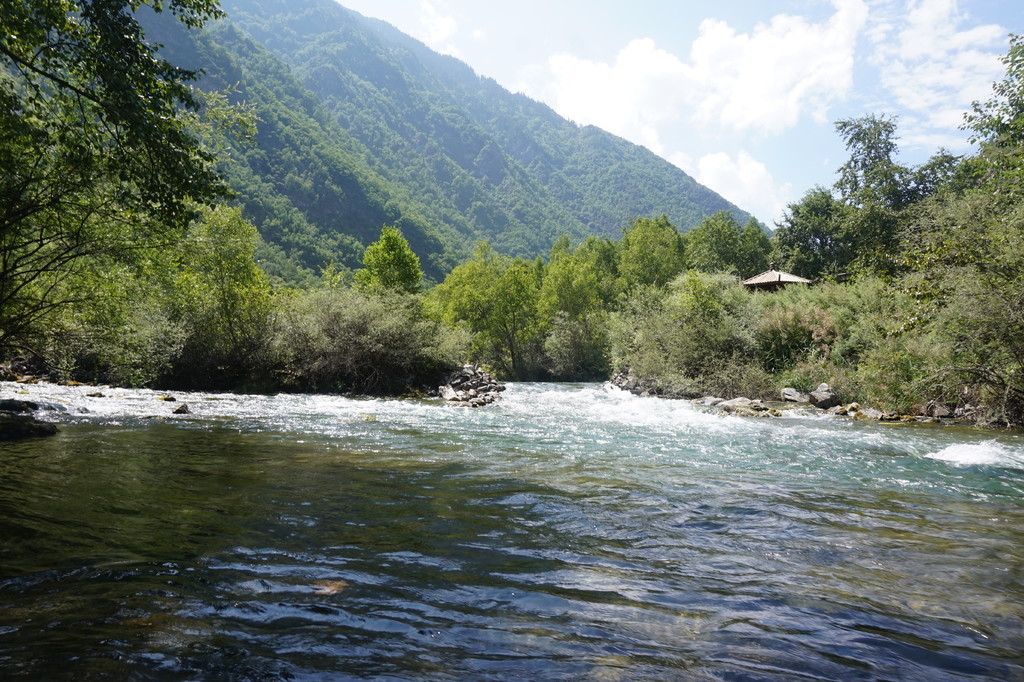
1,381,1022,679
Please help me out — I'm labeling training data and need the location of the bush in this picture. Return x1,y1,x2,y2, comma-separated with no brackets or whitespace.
611,271,768,397
166,206,277,389
757,299,838,373
274,287,467,394
543,310,609,380
854,334,950,413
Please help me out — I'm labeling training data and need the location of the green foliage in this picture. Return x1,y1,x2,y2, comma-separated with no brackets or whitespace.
834,114,906,209
617,215,685,289
854,334,950,414
33,205,273,388
44,265,187,388
964,34,1024,150
427,243,545,379
610,271,768,398
0,0,224,226
684,211,770,277
355,226,424,293
756,299,837,375
738,219,772,277
901,190,1024,425
773,118,963,280
538,246,609,379
0,0,227,355
275,287,466,394
771,187,849,279
168,205,276,388
755,277,946,410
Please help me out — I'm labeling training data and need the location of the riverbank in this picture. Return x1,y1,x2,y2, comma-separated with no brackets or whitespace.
610,368,1002,429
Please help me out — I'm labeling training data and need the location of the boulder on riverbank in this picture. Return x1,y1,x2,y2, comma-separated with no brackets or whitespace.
781,387,809,403
714,397,782,418
0,414,58,440
436,365,505,407
810,383,841,409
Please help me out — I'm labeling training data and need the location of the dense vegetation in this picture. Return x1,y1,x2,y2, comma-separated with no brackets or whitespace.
1,2,1022,427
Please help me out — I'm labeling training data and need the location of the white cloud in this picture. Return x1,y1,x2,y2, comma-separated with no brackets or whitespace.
528,0,868,144
686,0,868,133
418,0,461,56
695,151,792,225
870,0,1006,149
546,38,688,154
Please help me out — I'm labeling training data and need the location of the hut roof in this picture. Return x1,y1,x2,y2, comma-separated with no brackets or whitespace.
742,266,813,289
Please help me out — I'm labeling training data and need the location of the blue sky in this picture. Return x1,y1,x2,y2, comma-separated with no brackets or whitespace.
334,0,1021,226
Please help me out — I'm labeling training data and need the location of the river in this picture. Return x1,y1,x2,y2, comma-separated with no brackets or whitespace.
1,381,1023,680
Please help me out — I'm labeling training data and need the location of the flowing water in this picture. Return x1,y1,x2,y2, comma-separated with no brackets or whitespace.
1,381,1023,680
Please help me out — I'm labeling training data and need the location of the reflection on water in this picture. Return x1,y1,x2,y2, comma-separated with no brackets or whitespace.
1,382,1023,679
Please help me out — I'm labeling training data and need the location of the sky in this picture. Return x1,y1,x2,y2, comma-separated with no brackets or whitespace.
333,0,1021,226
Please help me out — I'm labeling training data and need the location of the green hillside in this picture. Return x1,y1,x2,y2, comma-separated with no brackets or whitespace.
149,0,752,282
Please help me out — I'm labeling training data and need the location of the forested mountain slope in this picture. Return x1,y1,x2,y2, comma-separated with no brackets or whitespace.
154,0,751,281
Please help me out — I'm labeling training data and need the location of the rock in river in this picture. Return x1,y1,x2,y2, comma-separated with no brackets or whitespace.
436,365,505,407
0,399,60,440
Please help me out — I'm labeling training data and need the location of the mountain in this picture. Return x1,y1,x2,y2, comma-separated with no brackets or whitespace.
147,0,751,282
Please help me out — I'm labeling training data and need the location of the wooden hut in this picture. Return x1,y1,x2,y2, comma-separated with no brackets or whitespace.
742,264,812,292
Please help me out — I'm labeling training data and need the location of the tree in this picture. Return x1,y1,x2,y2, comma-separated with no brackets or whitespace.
617,215,685,289
834,114,909,209
683,211,769,277
354,226,423,293
896,34,1024,424
427,242,544,379
737,218,771,277
683,211,741,273
538,246,609,379
963,34,1024,150
962,33,1024,199
574,235,621,305
772,187,849,279
0,0,226,355
831,115,911,273
169,205,275,387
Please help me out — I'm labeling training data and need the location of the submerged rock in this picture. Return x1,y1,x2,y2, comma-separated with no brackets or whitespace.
0,414,57,440
0,398,67,414
0,399,60,440
852,407,884,420
0,398,36,413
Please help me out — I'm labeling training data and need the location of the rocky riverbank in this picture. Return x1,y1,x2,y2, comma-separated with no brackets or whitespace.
611,369,968,424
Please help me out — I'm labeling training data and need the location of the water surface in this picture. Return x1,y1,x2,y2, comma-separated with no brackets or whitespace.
1,381,1022,679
